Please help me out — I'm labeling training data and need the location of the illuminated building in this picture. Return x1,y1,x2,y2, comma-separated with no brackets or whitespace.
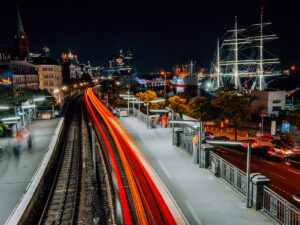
31,50,63,95
0,60,39,90
61,50,81,82
104,48,133,77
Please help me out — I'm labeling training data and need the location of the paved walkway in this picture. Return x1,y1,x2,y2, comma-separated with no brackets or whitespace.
0,118,60,225
119,116,277,225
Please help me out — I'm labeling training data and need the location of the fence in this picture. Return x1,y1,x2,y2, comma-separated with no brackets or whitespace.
178,132,195,155
263,186,300,225
210,151,247,195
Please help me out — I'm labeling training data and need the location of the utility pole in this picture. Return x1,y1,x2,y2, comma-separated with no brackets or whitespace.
199,121,203,168
246,142,251,208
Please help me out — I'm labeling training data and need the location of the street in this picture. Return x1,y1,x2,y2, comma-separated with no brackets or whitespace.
212,144,300,208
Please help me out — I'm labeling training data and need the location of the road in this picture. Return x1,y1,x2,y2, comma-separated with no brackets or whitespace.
212,144,300,208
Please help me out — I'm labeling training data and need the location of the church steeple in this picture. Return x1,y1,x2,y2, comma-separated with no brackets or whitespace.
16,4,26,37
13,4,29,60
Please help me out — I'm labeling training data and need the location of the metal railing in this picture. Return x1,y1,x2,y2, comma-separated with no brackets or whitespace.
263,186,300,225
178,132,194,155
210,151,247,195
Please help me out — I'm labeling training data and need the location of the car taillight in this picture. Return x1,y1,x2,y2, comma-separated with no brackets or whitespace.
267,150,273,155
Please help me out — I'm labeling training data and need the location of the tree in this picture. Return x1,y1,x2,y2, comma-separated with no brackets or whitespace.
272,131,295,148
288,107,300,129
187,97,220,121
167,95,187,117
212,85,250,140
136,90,165,113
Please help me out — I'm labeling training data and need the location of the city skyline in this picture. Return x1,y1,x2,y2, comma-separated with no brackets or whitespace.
0,0,298,73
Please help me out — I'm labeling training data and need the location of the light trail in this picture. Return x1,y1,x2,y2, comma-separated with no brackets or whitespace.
87,91,148,224
85,88,178,225
85,93,132,225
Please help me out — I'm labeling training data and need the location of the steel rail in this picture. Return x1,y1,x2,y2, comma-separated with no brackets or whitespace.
38,100,81,225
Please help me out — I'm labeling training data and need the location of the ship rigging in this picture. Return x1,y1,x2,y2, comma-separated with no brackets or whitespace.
211,7,280,91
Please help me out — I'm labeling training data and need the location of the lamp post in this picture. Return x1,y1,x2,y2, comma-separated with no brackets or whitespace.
145,99,165,129
169,120,202,165
33,97,45,119
22,104,36,124
1,116,22,133
119,93,134,114
130,98,144,122
205,139,252,208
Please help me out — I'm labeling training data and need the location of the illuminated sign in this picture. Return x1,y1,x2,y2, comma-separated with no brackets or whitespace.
0,72,13,86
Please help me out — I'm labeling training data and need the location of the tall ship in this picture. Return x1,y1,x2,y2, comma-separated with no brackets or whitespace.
173,61,198,87
210,7,280,91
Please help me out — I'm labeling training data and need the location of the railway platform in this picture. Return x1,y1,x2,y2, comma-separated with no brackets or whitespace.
119,116,277,225
0,118,60,224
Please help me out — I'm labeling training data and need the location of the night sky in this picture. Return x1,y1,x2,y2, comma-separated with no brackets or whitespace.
0,0,298,73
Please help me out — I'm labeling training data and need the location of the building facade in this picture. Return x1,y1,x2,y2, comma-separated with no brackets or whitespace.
250,91,286,117
0,60,39,90
32,56,62,95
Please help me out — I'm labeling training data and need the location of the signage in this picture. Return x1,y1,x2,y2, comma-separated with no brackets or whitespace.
282,122,290,133
0,72,13,86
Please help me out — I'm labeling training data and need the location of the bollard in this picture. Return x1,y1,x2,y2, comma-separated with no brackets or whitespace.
250,173,270,210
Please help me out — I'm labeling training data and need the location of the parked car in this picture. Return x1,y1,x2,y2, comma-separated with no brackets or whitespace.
259,135,274,142
274,146,293,155
205,132,215,139
241,139,258,148
214,136,230,141
284,154,300,168
252,146,281,161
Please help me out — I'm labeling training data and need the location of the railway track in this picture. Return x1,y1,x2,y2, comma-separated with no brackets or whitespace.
38,97,113,225
39,99,81,225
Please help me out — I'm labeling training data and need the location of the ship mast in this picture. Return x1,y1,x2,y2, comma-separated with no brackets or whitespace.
258,7,264,90
234,16,239,88
213,7,280,91
216,38,220,88
249,6,280,91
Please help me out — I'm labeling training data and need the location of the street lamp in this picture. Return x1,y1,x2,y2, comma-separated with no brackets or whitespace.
33,97,46,119
130,98,144,122
205,139,252,208
169,120,203,167
119,93,134,114
1,116,22,131
145,99,165,129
